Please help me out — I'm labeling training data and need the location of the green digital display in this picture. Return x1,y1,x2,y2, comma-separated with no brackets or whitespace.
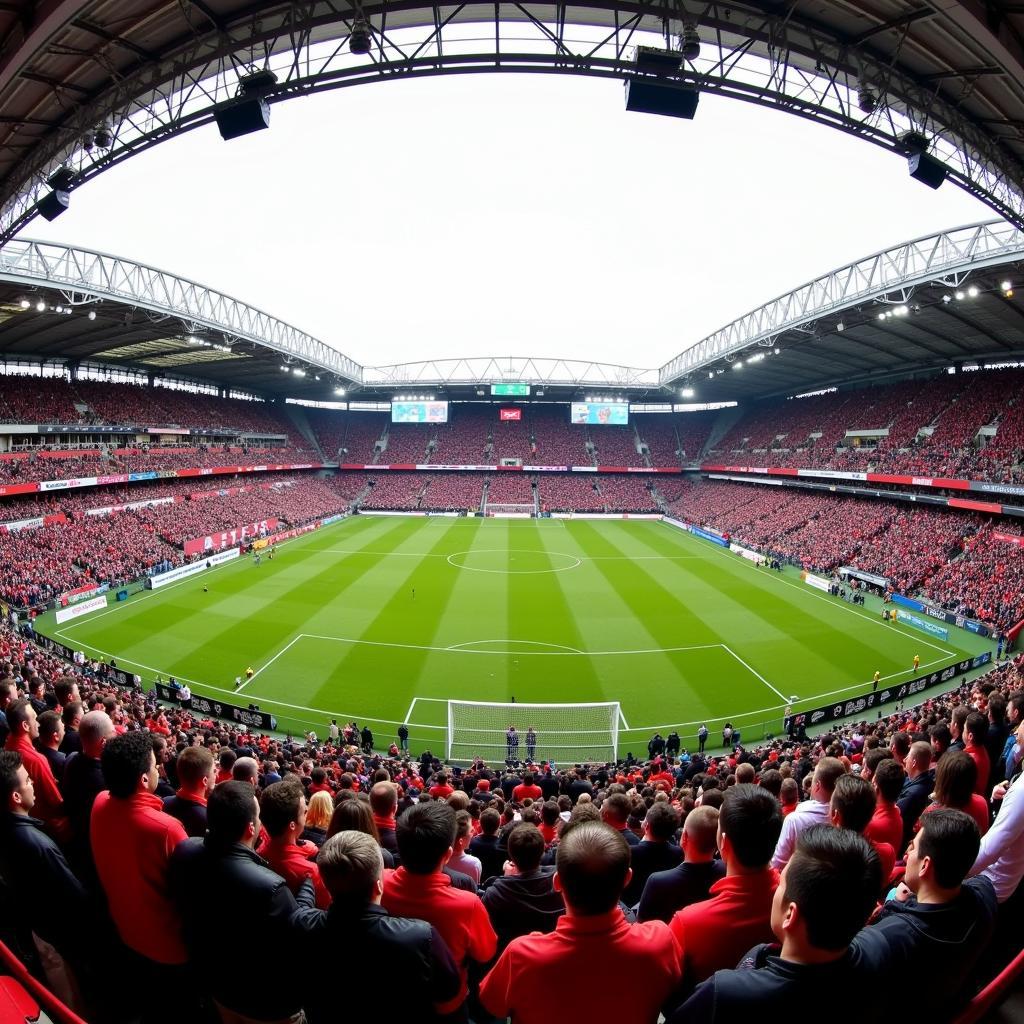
490,383,530,396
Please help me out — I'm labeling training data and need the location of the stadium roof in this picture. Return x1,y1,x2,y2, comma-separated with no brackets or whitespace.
3,222,1024,403
4,0,1024,240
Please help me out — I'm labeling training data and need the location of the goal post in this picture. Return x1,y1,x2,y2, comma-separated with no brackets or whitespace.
446,699,621,764
483,503,535,518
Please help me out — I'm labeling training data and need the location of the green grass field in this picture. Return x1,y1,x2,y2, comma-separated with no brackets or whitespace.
37,516,990,758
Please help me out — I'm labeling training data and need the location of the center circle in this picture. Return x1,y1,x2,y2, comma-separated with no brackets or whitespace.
446,548,581,574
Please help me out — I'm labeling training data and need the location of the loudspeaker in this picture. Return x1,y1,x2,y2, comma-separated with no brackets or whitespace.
214,97,271,141
37,190,69,221
908,152,947,190
625,80,699,119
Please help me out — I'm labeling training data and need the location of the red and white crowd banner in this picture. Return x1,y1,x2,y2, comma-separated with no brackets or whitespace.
85,496,177,517
183,517,279,556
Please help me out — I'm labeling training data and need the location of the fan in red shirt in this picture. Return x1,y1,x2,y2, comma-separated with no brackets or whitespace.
90,729,195,1019
864,759,905,855
428,770,454,799
669,784,782,995
512,772,543,803
829,774,896,888
964,713,992,796
3,699,69,842
480,820,680,1024
917,750,991,839
382,801,497,1016
259,778,332,909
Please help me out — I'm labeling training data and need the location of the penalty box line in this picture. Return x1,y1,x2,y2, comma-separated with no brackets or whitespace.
720,644,790,704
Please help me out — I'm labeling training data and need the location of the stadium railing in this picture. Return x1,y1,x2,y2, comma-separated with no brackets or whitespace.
0,939,87,1024
953,947,1024,1024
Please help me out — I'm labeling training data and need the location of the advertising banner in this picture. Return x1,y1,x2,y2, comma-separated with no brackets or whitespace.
183,518,278,556
154,682,277,731
55,594,108,623
896,609,950,641
146,547,240,589
795,653,990,732
994,531,1024,547
801,571,831,592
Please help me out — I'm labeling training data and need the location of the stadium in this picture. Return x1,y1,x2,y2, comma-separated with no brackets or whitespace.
1,1,1024,1022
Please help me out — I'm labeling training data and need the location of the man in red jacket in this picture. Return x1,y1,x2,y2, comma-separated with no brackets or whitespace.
259,778,331,909
480,820,681,1023
3,699,68,842
669,784,783,996
382,800,497,1016
90,729,191,1023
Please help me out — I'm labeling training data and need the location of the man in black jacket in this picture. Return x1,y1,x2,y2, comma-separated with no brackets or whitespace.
669,826,882,1022
896,741,936,852
481,823,565,952
623,802,682,906
170,781,313,1023
469,807,507,882
637,805,724,922
294,830,460,1022
0,750,103,1016
60,709,114,881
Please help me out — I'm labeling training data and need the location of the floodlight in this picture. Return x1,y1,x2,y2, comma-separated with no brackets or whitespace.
681,387,695,398
967,285,979,297
349,18,373,54
88,310,96,320
35,300,45,312
19,298,29,309
679,22,700,61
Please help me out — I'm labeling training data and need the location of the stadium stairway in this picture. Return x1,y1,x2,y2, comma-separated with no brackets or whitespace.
283,405,325,460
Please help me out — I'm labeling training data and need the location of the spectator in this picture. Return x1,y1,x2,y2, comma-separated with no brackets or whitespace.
854,808,997,1018
897,742,936,851
4,698,68,842
170,781,313,1024
448,809,482,884
622,802,682,907
469,806,506,882
59,700,83,756
61,710,114,877
294,831,461,1023
829,773,895,886
479,821,681,1024
637,805,725,923
259,778,331,909
964,712,991,797
864,758,904,854
771,756,844,869
90,729,190,1020
299,790,333,848
970,719,1024,904
601,791,641,846
162,745,215,838
480,822,565,952
669,826,881,1022
35,709,66,780
328,794,395,869
0,750,97,1016
921,750,990,837
381,801,497,1017
370,780,401,862
669,784,783,995
512,772,542,803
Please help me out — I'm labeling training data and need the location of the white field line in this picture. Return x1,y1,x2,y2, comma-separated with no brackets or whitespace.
235,635,305,692
654,523,957,658
618,706,631,730
721,643,790,703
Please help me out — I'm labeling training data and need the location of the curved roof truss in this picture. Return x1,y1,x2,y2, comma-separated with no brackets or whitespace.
364,356,659,388
3,3,1024,242
0,238,363,383
659,219,1024,385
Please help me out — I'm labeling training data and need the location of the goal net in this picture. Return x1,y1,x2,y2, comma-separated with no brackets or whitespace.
446,700,621,764
484,503,535,518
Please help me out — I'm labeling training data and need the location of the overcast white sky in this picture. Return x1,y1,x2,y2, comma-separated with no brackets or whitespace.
23,73,987,371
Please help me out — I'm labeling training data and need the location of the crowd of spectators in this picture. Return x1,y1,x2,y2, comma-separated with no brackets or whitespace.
597,476,659,513
0,619,1022,1023
485,475,535,506
0,475,354,608
590,425,644,467
538,475,605,512
663,479,1024,631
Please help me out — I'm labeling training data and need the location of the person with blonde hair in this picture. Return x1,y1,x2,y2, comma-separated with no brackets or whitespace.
300,790,333,848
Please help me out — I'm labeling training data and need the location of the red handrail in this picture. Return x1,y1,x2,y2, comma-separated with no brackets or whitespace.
0,939,89,1024
954,947,1024,1024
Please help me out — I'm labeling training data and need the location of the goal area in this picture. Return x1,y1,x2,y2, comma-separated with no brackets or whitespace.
484,503,535,518
446,700,621,764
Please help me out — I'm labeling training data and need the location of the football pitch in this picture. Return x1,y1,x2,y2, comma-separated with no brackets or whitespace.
39,516,989,757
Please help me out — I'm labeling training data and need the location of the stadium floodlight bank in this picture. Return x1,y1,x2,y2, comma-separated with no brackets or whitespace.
483,503,535,518
446,699,622,764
